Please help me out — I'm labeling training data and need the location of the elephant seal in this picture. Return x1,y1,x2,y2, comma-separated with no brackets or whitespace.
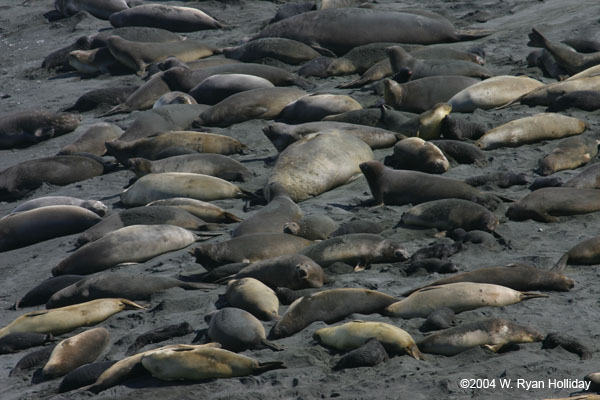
0,206,102,252
554,236,600,271
67,48,128,76
441,115,487,141
129,154,251,182
274,287,320,306
193,233,312,269
564,163,600,189
198,87,307,127
283,215,338,240
0,110,79,148
268,288,398,339
46,272,214,308
58,360,117,393
410,241,463,261
326,42,421,76
253,8,489,55
313,321,424,360
330,219,383,237
233,183,302,237
447,75,544,112
384,137,449,173
206,308,282,352
223,38,321,64
385,103,451,140
360,161,500,210
126,322,194,355
105,131,247,165
406,263,574,295
9,196,107,216
146,198,242,223
383,282,546,318
337,58,393,88
110,4,223,32
0,332,54,355
61,85,138,112
140,346,284,381
189,73,275,105
263,121,398,151
300,233,409,270
477,113,586,150
322,105,416,131
333,338,389,370
383,76,479,113
55,0,128,20
58,122,123,156
221,254,325,290
542,332,592,360
10,345,57,376
52,225,200,276
225,278,281,321
548,90,600,112
538,136,598,176
419,307,455,332
418,318,543,355
386,46,492,80
401,199,499,232
430,140,487,165
464,172,529,188
268,130,373,202
43,328,109,378
107,36,219,76
120,172,251,206
153,91,197,108
0,155,107,201
13,276,84,310
279,94,362,123
506,187,600,222
519,76,600,107
0,298,144,338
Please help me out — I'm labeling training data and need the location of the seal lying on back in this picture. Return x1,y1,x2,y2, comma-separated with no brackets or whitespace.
506,187,600,222
253,8,488,55
418,318,543,355
360,161,500,210
268,288,398,339
110,4,223,32
0,111,79,149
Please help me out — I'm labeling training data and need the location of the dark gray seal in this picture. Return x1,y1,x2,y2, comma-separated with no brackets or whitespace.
0,111,79,149
189,74,275,105
440,115,487,140
430,139,487,165
126,322,194,355
58,122,123,156
283,215,338,240
223,38,321,65
506,187,600,222
55,0,128,20
9,196,107,216
61,86,138,112
58,360,117,393
333,338,389,370
464,172,529,188
401,199,499,232
0,332,54,354
548,90,600,112
110,4,224,32
330,219,383,237
13,276,84,310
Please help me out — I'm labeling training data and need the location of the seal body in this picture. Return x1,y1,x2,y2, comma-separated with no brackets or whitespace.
283,215,338,240
279,94,363,123
58,122,123,156
55,0,128,20
538,136,598,176
9,196,107,216
384,137,449,173
146,198,242,223
110,4,223,32
506,187,600,222
189,73,275,105
0,111,79,149
207,308,281,351
401,199,499,232
223,38,321,65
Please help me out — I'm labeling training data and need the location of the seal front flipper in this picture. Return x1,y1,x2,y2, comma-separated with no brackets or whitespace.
33,127,55,142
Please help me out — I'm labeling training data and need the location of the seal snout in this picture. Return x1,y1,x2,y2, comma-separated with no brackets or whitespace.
394,247,410,261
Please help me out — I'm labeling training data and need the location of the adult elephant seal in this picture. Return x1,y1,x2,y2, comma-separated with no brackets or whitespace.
52,225,200,276
477,113,586,150
0,155,106,201
300,233,409,270
58,122,123,157
506,187,600,222
129,154,251,182
192,233,312,269
46,272,214,308
418,318,542,355
268,130,373,202
279,94,362,123
386,46,492,80
43,328,109,378
554,236,600,271
233,182,302,238
223,38,321,65
268,288,398,339
564,163,600,189
225,278,280,321
198,87,307,127
0,206,102,252
383,282,546,319
253,8,489,55
153,91,197,108
9,196,107,216
0,111,79,149
538,136,599,176
189,74,274,106
401,199,499,232
146,198,242,223
313,321,424,360
55,0,128,20
384,137,449,174
548,90,600,112
360,161,500,210
206,308,282,352
110,4,223,32
0,298,144,338
220,254,324,290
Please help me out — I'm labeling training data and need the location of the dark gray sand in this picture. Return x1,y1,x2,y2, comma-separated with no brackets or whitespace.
1,0,600,399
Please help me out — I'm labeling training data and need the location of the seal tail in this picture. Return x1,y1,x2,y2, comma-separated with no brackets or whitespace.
519,292,549,301
259,338,284,352
456,29,494,41
552,253,569,272
253,361,286,375
97,103,129,118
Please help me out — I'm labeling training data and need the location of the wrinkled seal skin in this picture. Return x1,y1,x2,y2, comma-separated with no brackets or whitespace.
110,4,223,32
506,187,600,222
0,111,79,149
268,130,373,202
268,288,398,339
360,161,500,210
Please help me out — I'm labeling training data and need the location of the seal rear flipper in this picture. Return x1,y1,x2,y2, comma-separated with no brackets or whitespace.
191,328,208,344
337,76,368,89
407,344,425,360
259,338,284,352
519,291,549,301
483,343,505,353
32,127,54,142
97,103,129,118
223,211,243,223
527,28,548,48
456,29,493,41
552,253,569,272
177,281,218,290
253,361,286,375
213,274,235,285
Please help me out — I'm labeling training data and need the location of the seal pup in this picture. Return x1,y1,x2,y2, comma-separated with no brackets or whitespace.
61,85,138,112
153,91,197,108
506,187,600,222
464,172,528,188
542,332,592,360
58,360,117,393
384,137,449,173
0,110,79,149
279,94,363,123
314,321,424,360
13,276,84,310
55,0,128,20
333,338,389,369
283,215,338,240
418,318,543,355
548,90,600,112
430,140,487,165
43,327,110,378
0,332,54,354
564,163,600,189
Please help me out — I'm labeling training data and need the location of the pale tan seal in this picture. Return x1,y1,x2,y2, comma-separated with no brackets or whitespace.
225,278,280,321
384,137,449,173
538,136,599,176
58,122,123,157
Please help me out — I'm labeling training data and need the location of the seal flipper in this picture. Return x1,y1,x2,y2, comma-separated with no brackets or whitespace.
552,253,569,272
456,29,493,41
253,361,286,375
97,103,129,118
259,338,284,352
